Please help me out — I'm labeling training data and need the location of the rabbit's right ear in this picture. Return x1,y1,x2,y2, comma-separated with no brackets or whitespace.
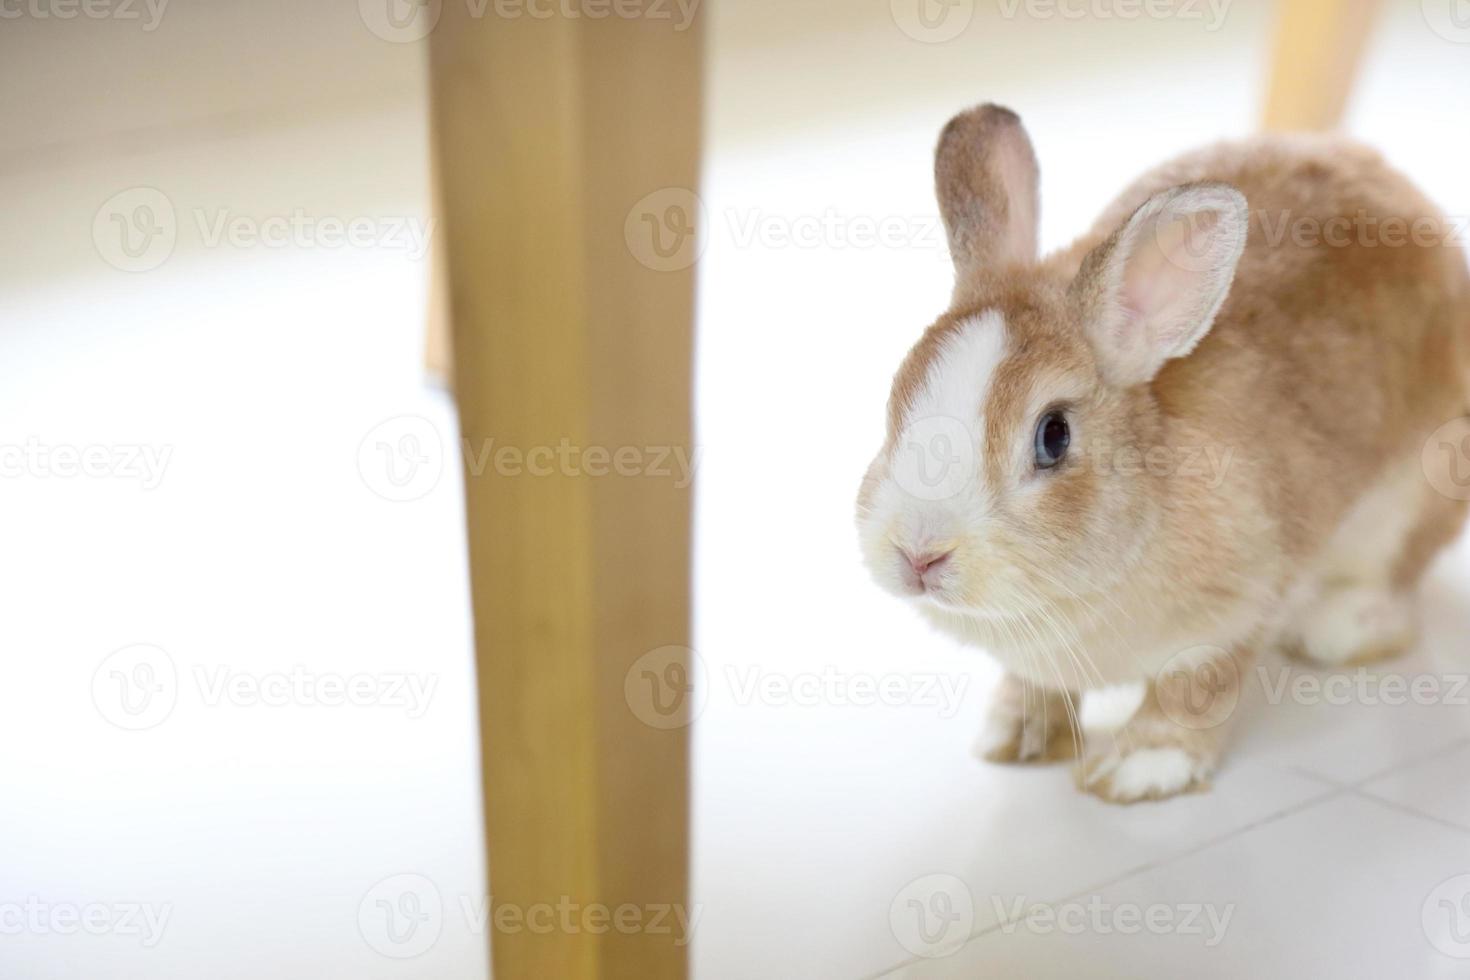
934,104,1040,285
1071,183,1248,388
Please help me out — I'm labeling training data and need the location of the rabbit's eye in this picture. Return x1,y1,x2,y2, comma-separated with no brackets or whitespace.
1034,410,1070,469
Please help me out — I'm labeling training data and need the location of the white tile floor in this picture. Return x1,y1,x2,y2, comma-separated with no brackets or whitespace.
4,1,1470,978
891,792,1470,979
690,536,1470,979
0,99,491,979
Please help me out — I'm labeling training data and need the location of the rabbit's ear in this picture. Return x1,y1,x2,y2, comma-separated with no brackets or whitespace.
934,104,1040,283
1072,183,1249,387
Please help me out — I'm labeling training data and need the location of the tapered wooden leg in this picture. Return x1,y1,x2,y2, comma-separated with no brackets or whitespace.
1263,0,1383,130
429,8,703,979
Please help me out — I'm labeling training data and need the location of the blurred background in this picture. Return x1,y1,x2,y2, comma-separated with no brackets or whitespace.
3,0,1469,977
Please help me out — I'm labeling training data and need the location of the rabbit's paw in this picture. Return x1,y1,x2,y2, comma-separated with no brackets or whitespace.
1077,741,1213,803
973,677,1078,764
1288,585,1415,667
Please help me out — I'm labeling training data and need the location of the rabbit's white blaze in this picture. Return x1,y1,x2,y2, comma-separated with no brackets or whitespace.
863,309,1008,607
899,309,1009,439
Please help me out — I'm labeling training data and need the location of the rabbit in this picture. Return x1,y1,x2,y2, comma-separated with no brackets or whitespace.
856,104,1470,803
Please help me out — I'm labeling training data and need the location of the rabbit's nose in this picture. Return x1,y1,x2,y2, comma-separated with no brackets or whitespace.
903,548,953,583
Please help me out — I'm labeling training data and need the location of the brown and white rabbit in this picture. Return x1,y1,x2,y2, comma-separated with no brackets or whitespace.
856,104,1470,803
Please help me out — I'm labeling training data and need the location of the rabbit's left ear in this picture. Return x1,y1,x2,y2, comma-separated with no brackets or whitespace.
1073,183,1249,387
934,104,1040,284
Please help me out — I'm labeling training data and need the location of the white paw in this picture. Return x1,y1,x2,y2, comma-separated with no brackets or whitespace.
972,714,1023,760
973,711,1075,764
1296,586,1415,666
1080,746,1211,803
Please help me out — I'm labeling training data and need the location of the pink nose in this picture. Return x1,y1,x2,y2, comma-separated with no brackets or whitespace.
903,548,953,582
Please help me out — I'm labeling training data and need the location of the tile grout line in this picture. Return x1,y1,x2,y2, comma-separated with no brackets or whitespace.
1290,742,1470,841
867,740,1470,978
1348,788,1470,840
1273,733,1470,822
1019,785,1347,915
1339,733,1470,791
867,781,1349,980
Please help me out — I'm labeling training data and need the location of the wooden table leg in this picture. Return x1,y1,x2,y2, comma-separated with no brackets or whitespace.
1263,0,1384,130
429,8,703,978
